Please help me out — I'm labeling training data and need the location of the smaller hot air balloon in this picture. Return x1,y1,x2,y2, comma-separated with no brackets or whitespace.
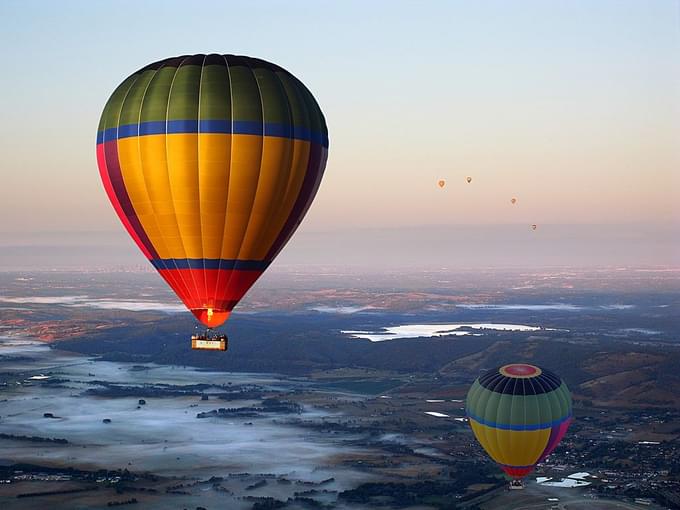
438,180,446,188
466,176,472,184
511,198,517,205
466,363,572,489
531,224,537,230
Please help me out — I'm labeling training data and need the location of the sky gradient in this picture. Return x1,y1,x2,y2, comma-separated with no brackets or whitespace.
0,0,678,268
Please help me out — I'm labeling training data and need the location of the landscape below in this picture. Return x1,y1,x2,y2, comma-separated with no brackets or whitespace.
0,267,678,509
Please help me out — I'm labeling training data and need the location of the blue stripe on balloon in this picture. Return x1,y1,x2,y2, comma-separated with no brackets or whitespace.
466,411,572,431
96,120,328,147
150,259,270,271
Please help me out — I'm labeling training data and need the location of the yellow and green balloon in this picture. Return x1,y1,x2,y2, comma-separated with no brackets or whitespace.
97,54,328,328
466,363,572,479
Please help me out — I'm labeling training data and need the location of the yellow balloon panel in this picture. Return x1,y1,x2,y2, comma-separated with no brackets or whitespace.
470,420,550,468
117,133,314,261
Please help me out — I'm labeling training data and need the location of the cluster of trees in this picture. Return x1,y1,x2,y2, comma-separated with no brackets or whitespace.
0,433,68,444
107,498,137,507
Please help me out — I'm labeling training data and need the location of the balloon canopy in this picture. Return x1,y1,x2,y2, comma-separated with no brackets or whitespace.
438,180,446,188
97,54,328,328
466,363,572,479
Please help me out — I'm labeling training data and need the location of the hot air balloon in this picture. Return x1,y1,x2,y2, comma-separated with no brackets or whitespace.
438,180,446,188
466,363,572,488
531,224,537,230
96,54,328,350
466,176,472,184
511,197,517,205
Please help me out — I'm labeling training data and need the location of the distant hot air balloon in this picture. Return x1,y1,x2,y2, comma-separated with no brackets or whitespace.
511,197,517,205
531,224,537,230
466,364,572,486
438,180,446,188
96,54,328,350
466,176,472,184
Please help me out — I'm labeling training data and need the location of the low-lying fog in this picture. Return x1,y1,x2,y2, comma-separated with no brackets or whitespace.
0,337,370,489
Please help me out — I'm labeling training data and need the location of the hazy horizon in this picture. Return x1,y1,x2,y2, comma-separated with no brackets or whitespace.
1,223,677,271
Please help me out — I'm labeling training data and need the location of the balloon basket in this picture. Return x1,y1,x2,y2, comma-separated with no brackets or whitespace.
509,479,525,490
191,332,228,351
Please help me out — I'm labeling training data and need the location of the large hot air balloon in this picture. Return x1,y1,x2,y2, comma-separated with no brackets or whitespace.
438,180,446,188
96,54,328,350
466,176,472,184
466,363,572,486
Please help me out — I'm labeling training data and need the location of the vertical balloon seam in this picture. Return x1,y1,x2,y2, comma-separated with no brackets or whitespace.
237,63,293,260
483,382,503,464
480,375,502,465
243,61,275,252
248,66,297,258
263,73,316,260
135,61,194,307
103,72,161,261
549,383,572,458
264,77,327,261
274,71,307,247
150,57,196,306
496,373,515,467
522,375,543,466
176,56,209,308
526,375,543,468
534,374,556,462
205,53,232,310
519,378,527,463
467,382,493,461
511,379,523,465
509,380,532,475
534,376,553,468
261,69,312,260
219,57,267,308
542,382,569,460
124,67,169,259
197,55,208,309
164,56,204,311
212,54,235,309
521,377,536,468
469,386,493,463
137,64,186,278
132,63,193,305
482,372,504,464
123,69,170,262
97,74,153,259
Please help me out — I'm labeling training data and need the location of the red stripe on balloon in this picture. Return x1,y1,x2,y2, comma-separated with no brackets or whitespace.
97,141,159,260
97,142,194,307
265,144,327,260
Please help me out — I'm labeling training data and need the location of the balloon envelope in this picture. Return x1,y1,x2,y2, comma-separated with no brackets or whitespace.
96,54,328,328
466,363,572,479
466,176,472,183
438,180,446,188
511,198,517,204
